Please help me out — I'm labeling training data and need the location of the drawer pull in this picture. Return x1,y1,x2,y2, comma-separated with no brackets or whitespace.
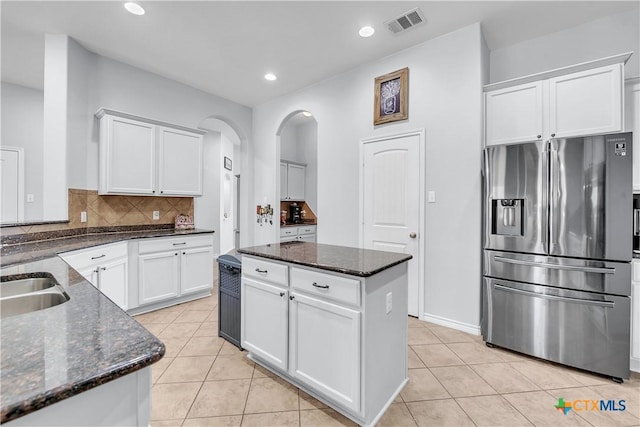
255,268,268,274
173,242,187,246
312,282,329,289
280,292,285,297
91,254,106,260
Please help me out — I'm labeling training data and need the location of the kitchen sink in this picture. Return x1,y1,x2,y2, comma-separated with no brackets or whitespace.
0,274,70,318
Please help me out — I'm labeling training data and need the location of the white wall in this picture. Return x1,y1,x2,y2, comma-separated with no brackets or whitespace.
297,120,318,213
195,131,222,252
252,23,485,329
1,82,44,221
280,124,298,161
220,133,235,254
490,10,640,83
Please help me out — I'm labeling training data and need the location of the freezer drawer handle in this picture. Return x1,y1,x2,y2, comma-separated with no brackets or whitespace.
494,256,615,274
494,284,615,308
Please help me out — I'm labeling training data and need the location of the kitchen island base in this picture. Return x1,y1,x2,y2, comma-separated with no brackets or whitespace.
238,242,412,427
4,367,151,427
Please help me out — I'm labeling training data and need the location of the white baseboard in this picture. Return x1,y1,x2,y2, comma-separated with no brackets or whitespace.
421,312,481,336
631,357,640,373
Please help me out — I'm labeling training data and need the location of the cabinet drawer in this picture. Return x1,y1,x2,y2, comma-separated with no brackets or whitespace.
298,226,316,235
633,260,640,283
291,267,360,306
60,242,128,269
138,235,213,254
243,257,288,286
280,227,298,237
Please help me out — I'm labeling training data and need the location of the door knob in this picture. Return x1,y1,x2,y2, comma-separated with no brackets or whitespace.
409,232,417,239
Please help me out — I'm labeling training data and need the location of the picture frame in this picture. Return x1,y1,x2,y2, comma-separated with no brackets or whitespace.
224,156,232,170
373,67,409,125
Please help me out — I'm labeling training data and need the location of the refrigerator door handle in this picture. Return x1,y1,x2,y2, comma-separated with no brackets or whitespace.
634,209,640,236
493,255,615,274
549,145,559,249
494,284,615,308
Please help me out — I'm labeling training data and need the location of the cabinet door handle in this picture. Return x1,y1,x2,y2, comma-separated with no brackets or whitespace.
91,254,106,260
100,267,106,271
183,252,186,255
289,295,295,300
312,282,329,289
280,292,285,297
175,253,178,256
550,133,556,137
255,268,268,274
173,242,187,246
536,135,542,139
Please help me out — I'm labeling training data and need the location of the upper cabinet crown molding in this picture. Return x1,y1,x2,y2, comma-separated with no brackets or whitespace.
95,108,206,135
484,52,632,92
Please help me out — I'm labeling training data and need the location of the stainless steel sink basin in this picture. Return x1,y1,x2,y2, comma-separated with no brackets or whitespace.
0,277,56,298
0,274,70,318
1,292,70,317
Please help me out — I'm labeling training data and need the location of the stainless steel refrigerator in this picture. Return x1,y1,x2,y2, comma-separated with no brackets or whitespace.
482,132,632,381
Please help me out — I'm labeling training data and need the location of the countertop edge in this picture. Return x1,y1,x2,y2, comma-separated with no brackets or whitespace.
0,343,165,424
237,247,412,277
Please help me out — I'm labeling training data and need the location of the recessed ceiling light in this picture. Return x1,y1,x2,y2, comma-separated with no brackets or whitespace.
264,73,277,81
124,2,145,15
302,111,312,117
359,26,375,38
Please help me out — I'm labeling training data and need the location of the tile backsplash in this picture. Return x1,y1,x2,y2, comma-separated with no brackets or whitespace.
2,189,194,236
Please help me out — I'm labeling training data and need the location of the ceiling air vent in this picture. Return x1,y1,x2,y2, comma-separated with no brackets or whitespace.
385,8,426,34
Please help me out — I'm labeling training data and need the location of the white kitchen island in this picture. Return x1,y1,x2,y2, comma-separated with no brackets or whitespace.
237,242,412,427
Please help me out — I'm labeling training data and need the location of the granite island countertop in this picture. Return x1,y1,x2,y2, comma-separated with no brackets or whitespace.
237,241,412,277
0,227,214,423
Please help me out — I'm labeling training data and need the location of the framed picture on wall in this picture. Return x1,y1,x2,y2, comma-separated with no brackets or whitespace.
373,67,409,125
224,156,232,170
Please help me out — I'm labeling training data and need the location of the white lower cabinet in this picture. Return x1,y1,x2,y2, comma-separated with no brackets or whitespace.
138,251,180,305
289,292,360,412
137,235,214,309
60,242,129,310
241,255,408,426
242,278,289,370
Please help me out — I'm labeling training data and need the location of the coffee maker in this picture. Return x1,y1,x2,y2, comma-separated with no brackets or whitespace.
288,203,302,224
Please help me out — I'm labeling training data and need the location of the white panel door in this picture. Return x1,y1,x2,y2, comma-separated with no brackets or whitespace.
158,127,203,196
549,64,623,138
363,133,421,316
289,292,360,413
0,148,22,223
106,117,155,194
180,246,213,295
485,81,543,145
242,278,289,371
138,251,180,305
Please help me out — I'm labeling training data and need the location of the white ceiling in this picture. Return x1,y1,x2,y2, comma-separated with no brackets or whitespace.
2,1,637,107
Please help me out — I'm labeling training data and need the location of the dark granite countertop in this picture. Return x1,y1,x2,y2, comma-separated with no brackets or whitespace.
237,241,412,277
281,222,317,228
0,256,165,423
0,227,214,422
1,228,214,267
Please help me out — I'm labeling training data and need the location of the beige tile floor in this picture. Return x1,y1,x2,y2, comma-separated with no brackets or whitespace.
135,285,640,427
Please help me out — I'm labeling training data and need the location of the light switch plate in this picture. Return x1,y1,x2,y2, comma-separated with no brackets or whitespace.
153,211,160,220
428,191,436,203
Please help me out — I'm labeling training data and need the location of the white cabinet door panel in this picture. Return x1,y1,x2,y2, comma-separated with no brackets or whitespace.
139,251,180,305
242,278,289,371
485,81,543,146
280,162,288,200
626,79,640,192
158,127,203,196
180,247,213,295
287,164,305,201
100,257,128,310
289,292,360,413
549,64,623,138
104,117,155,194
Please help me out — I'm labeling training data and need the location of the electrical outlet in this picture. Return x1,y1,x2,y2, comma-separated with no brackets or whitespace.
386,292,393,314
80,211,87,223
26,194,34,203
428,191,436,203
153,211,160,220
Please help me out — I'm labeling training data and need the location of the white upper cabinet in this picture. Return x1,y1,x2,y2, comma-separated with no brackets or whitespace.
158,127,203,196
97,109,204,196
626,78,640,192
280,161,306,201
485,82,543,145
485,55,629,146
99,115,156,195
549,64,623,139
